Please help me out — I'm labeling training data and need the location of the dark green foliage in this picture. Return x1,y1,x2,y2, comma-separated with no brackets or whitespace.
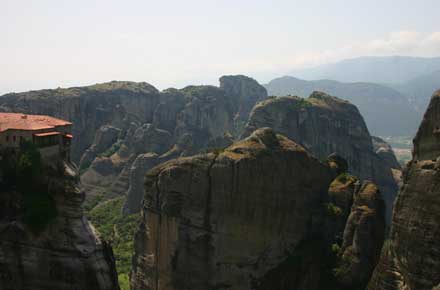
0,149,18,188
83,193,105,212
335,172,356,184
254,238,341,290
99,140,122,158
294,98,312,108
202,147,225,155
331,243,341,255
325,202,343,217
0,142,57,232
333,252,356,279
16,141,43,190
88,197,140,290
79,160,92,175
22,190,57,232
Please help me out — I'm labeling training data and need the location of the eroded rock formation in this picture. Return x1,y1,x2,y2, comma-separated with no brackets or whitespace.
243,92,398,222
0,161,120,290
0,81,161,163
337,181,385,289
130,128,385,290
372,136,401,170
0,77,268,212
367,90,440,290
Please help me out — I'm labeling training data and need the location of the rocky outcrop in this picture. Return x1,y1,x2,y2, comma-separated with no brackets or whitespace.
173,85,235,150
0,81,161,163
79,125,122,169
372,136,401,170
125,123,172,156
131,128,333,290
220,75,268,133
367,90,440,290
130,128,385,290
152,89,186,133
413,90,440,161
337,181,385,289
0,161,120,290
243,92,398,222
0,77,268,212
122,153,160,215
80,123,173,200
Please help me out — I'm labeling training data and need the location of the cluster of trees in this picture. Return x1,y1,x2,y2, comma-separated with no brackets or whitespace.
0,141,57,231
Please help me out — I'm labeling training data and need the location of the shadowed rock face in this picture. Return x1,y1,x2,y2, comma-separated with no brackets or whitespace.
130,128,386,290
0,162,120,290
242,92,398,222
220,75,268,132
79,125,122,170
130,128,335,290
367,90,440,290
413,90,440,161
337,181,385,289
372,136,402,170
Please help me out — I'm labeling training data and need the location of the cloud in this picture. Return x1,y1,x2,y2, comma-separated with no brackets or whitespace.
283,30,440,70
220,30,439,79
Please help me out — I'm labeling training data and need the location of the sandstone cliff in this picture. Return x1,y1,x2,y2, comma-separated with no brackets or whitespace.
0,157,120,290
0,81,161,163
0,76,268,214
243,92,398,222
130,128,385,290
367,90,440,290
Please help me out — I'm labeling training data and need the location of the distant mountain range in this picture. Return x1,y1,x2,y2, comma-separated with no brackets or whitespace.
266,56,440,137
391,70,440,113
292,56,440,84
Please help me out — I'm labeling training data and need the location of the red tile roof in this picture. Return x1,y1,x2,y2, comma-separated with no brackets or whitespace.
0,113,72,133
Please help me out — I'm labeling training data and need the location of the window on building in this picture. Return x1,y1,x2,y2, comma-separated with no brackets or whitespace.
13,136,16,142
6,136,9,142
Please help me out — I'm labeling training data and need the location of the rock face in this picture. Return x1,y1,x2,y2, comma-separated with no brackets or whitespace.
79,125,122,169
0,162,120,290
367,90,440,290
122,153,160,215
219,75,268,132
0,81,161,163
337,181,385,289
130,128,385,290
0,77,268,213
243,92,398,222
131,128,334,290
372,136,401,170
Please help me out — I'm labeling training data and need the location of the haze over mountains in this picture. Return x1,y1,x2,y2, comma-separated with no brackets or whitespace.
291,56,440,84
266,56,440,137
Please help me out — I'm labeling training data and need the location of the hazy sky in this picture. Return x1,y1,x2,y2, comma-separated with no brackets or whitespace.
1,0,439,94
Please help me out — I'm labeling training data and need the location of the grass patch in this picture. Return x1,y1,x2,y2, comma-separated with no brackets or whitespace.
118,274,130,290
88,197,140,288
